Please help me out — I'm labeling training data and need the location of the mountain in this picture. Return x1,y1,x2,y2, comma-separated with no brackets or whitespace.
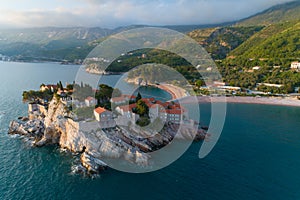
0,27,111,44
0,1,299,64
0,24,233,62
188,26,263,59
0,27,113,61
189,1,300,91
236,1,300,26
229,21,300,62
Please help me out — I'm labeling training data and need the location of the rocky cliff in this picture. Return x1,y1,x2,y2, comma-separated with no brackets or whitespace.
9,98,206,175
9,98,153,174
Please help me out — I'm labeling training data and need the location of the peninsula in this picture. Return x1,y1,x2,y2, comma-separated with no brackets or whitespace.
8,82,207,175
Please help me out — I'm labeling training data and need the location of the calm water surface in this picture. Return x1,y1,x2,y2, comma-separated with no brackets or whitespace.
0,62,300,200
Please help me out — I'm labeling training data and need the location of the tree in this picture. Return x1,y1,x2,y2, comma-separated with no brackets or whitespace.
73,83,93,101
112,88,122,97
284,83,294,94
135,99,149,116
136,92,142,102
97,84,114,99
136,117,150,127
195,79,204,88
66,84,73,91
57,81,64,91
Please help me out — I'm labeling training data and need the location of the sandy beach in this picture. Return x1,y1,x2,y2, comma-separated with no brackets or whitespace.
155,83,300,107
179,96,300,107
155,83,188,100
130,80,300,108
125,77,188,100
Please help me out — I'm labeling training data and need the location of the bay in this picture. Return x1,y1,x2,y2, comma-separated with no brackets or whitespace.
0,62,300,200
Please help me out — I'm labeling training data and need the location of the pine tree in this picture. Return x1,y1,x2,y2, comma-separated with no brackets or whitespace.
136,92,142,102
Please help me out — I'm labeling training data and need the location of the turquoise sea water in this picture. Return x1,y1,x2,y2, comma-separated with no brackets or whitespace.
1,62,300,199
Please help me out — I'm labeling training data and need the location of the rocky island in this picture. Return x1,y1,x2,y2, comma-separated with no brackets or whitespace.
8,82,207,176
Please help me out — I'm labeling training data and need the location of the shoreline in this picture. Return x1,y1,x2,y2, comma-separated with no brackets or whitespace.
154,83,188,100
114,76,300,108
179,96,300,107
125,77,188,100
148,82,300,107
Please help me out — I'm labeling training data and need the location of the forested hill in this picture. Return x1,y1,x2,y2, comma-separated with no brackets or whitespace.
226,20,300,66
1,1,300,63
187,26,263,59
186,1,300,68
235,1,300,27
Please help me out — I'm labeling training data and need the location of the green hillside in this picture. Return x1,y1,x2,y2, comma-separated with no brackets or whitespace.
219,20,300,91
236,1,300,26
227,20,300,67
188,26,263,59
204,1,300,92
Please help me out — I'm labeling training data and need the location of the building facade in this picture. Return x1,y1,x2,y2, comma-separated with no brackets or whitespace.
85,96,97,107
94,107,115,128
115,97,188,124
291,62,300,71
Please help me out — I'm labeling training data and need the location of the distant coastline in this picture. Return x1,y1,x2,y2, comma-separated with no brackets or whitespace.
125,76,300,107
180,96,300,107
85,67,124,75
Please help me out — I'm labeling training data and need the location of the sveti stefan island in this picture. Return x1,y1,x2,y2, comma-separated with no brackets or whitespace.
2,1,300,200
9,81,207,174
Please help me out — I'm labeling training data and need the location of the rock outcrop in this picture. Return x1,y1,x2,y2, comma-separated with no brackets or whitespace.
9,98,207,175
8,98,151,174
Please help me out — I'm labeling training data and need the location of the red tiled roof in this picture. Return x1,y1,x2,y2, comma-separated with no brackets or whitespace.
94,107,107,114
111,96,127,102
118,104,136,112
46,84,58,89
141,98,153,107
111,94,136,103
166,109,183,114
122,94,136,99
116,96,186,116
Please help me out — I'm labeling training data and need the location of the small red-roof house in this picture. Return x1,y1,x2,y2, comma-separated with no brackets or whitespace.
115,104,139,121
85,96,97,107
110,95,137,105
122,94,136,100
114,95,189,124
116,104,136,114
149,97,155,102
94,107,112,122
110,96,127,105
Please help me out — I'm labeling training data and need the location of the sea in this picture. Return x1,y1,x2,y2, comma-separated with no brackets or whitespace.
1,62,300,200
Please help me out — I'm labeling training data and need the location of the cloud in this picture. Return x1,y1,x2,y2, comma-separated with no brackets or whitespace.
0,0,294,28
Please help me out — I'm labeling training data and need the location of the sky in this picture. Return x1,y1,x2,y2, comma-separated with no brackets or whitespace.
0,0,294,28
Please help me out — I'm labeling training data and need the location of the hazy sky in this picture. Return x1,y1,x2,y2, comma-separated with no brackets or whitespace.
0,0,294,28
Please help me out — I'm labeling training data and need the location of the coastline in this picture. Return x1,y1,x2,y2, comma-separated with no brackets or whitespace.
154,83,188,100
145,81,300,107
179,96,300,107
125,77,189,100
96,73,300,108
